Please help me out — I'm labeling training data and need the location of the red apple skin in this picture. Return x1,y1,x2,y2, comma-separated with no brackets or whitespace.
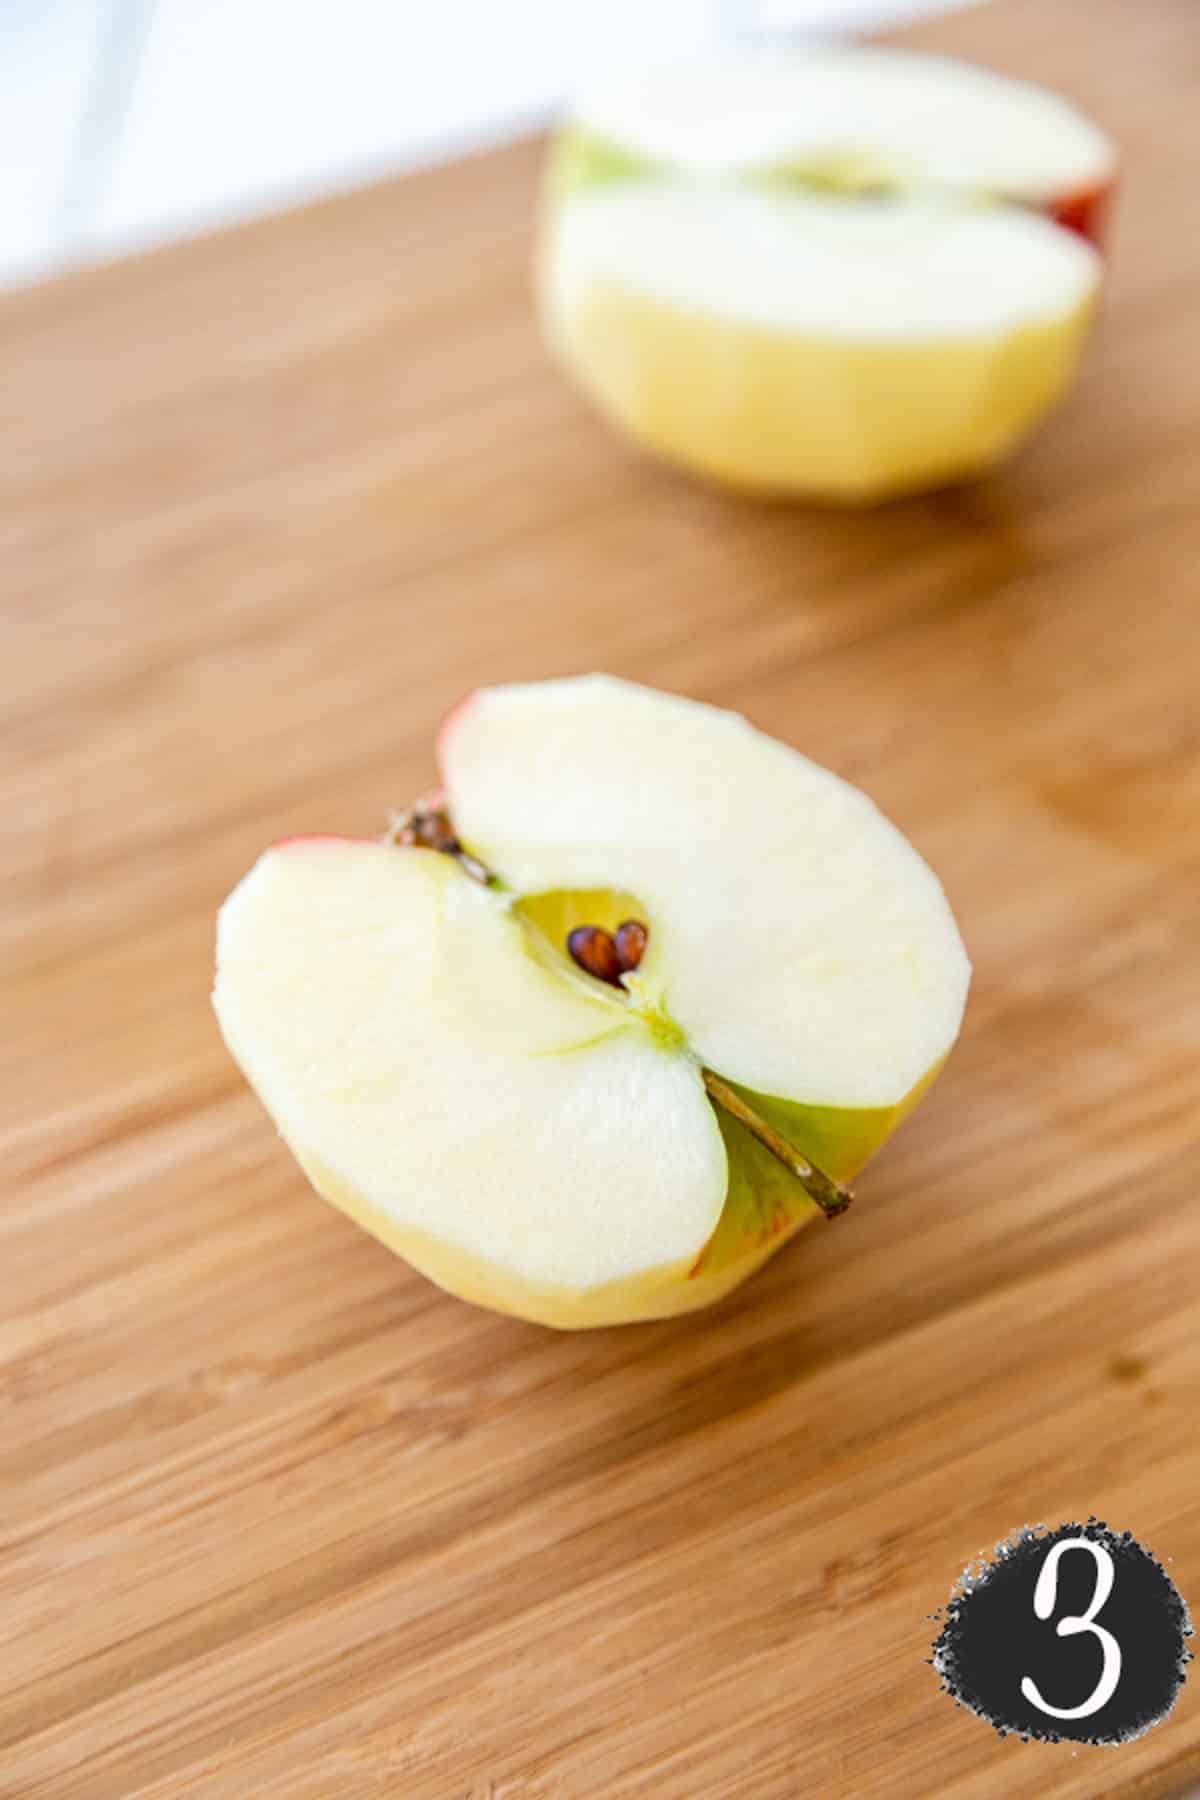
436,692,478,769
272,832,460,862
1045,175,1116,252
270,834,374,853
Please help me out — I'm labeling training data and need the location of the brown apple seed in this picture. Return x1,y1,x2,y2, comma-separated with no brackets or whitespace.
614,919,648,972
566,925,623,987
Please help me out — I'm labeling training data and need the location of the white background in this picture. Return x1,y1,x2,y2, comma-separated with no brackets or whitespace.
0,0,977,289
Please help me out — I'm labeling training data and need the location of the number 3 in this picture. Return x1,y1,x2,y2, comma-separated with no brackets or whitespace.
1021,1537,1122,1719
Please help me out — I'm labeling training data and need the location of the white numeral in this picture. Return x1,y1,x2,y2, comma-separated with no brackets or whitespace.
1020,1537,1122,1720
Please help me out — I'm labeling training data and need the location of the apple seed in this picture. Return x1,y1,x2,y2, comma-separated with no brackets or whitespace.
566,925,624,987
614,919,648,972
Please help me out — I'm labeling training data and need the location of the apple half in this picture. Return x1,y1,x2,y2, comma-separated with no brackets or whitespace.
214,677,970,1328
540,48,1113,500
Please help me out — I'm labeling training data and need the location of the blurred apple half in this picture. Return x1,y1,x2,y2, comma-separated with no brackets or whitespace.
540,48,1114,500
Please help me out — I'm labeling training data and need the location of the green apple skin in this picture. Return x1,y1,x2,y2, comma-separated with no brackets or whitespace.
546,127,662,205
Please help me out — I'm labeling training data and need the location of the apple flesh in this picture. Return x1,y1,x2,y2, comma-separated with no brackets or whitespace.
214,676,970,1328
550,48,1116,248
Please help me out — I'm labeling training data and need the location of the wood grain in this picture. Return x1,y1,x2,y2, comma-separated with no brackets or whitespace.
4,1,1199,1793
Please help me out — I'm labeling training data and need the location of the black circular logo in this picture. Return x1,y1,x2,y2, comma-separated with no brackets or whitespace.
931,1519,1192,1745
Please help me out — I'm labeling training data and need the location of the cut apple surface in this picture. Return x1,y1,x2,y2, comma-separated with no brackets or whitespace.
214,676,970,1328
442,676,967,1104
541,46,1112,499
216,843,725,1293
555,48,1115,230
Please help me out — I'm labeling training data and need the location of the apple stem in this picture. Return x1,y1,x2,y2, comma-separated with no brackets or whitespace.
700,1068,853,1220
384,805,497,889
449,847,496,889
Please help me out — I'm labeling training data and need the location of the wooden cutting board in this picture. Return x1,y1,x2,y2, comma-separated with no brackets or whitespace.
4,0,1199,1793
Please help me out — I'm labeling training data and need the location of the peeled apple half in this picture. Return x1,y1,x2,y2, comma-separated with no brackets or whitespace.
214,677,971,1329
540,48,1114,500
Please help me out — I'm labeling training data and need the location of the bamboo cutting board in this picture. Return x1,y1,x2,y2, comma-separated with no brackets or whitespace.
4,1,1200,1794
